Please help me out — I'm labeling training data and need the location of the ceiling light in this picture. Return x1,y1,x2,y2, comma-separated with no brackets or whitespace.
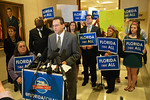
97,1,100,3
101,1,113,4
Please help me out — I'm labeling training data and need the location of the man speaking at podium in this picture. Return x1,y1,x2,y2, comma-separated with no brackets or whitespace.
48,16,80,100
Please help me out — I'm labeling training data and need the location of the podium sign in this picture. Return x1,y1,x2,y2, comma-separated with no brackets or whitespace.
78,32,97,46
23,69,64,100
124,39,145,55
73,11,88,22
42,7,54,19
14,56,33,72
97,55,119,70
98,37,118,54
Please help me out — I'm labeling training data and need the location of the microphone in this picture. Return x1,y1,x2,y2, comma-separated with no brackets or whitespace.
43,48,60,65
36,48,48,72
55,53,67,81
25,53,41,69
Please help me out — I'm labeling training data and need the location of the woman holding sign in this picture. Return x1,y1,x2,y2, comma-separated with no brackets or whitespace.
101,25,124,93
8,41,35,93
123,22,147,92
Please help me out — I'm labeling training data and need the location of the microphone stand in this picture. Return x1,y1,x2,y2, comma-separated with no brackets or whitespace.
57,64,69,99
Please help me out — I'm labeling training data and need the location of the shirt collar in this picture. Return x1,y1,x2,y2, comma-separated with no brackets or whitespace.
37,27,43,31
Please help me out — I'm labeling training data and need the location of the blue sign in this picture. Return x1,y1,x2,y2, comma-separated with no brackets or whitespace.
98,37,118,54
124,6,139,19
92,11,99,20
97,55,119,70
22,69,64,100
124,39,145,55
42,7,54,19
14,56,33,72
73,11,88,22
78,32,97,46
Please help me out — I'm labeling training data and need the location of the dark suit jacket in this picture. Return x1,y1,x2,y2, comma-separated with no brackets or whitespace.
7,16,19,38
48,31,80,99
80,25,101,65
29,25,53,55
4,37,22,65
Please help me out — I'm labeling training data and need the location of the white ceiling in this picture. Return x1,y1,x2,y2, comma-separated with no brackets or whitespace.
81,0,119,11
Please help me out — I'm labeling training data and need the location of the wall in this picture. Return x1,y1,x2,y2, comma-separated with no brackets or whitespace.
121,0,148,34
0,0,77,81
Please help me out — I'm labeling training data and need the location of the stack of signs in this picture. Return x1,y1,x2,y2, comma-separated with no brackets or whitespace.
124,39,145,55
97,37,119,70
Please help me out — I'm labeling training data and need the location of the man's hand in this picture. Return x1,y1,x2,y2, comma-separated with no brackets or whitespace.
17,77,22,84
62,61,67,65
87,45,93,49
82,46,86,50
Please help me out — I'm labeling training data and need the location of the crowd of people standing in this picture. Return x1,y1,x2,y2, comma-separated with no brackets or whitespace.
1,7,148,100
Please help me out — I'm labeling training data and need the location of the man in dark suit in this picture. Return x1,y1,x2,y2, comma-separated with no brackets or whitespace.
6,8,19,38
29,17,53,57
80,14,101,87
48,16,80,100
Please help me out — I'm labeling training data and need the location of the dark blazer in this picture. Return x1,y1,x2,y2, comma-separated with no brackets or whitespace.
6,16,19,38
48,31,80,100
80,25,101,63
4,37,22,65
29,25,53,55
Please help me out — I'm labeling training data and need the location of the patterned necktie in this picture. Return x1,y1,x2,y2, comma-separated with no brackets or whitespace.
87,26,90,33
57,36,61,50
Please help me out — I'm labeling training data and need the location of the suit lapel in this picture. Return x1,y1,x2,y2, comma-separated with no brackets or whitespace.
52,34,58,50
91,25,95,32
60,31,68,54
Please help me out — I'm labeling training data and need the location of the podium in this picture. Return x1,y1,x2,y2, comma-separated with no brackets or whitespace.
22,69,64,100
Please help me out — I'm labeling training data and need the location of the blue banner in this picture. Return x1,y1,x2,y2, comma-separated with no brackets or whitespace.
42,7,54,19
124,6,139,19
124,39,145,55
78,32,97,46
97,55,119,70
23,69,64,100
14,56,33,73
92,11,99,20
98,37,118,54
73,11,88,22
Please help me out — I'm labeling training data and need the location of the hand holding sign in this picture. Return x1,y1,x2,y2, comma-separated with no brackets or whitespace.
17,77,22,84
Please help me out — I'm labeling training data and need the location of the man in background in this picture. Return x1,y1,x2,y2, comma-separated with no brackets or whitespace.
29,17,53,57
80,14,101,87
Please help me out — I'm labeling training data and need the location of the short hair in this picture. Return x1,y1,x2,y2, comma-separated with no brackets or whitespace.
52,16,64,25
86,14,93,19
14,41,30,56
8,26,16,32
34,17,44,25
7,8,12,12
